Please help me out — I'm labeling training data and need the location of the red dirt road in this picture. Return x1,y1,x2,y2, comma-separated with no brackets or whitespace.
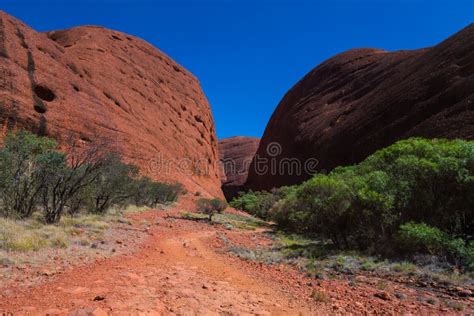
0,200,315,315
0,198,472,315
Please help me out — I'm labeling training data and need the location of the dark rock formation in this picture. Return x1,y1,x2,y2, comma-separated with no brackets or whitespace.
247,24,474,191
219,136,259,200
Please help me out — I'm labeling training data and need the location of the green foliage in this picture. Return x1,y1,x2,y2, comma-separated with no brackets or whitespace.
466,242,474,271
131,176,182,208
88,154,139,214
397,222,473,266
0,131,183,223
230,186,294,220
197,198,227,221
0,130,57,218
397,222,449,255
258,138,474,268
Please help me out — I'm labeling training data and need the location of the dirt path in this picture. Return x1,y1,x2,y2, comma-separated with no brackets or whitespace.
2,199,471,315
0,201,315,315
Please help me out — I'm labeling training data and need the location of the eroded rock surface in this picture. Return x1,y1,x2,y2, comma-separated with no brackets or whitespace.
218,136,259,199
247,24,474,191
0,11,222,197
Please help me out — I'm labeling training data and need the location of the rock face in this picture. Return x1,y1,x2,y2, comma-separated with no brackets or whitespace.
0,11,222,197
247,24,474,191
218,136,260,199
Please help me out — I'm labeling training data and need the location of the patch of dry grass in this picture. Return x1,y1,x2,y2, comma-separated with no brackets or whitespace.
0,204,149,253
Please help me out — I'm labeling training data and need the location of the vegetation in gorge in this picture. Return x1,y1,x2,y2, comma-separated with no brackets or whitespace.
231,138,474,271
196,198,228,221
0,130,182,244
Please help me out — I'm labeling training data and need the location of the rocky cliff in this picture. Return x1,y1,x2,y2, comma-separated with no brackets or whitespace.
0,11,222,197
218,136,259,199
247,24,474,191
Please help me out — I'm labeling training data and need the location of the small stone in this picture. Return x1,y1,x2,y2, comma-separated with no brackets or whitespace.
39,269,54,276
395,292,407,300
374,291,391,300
93,295,106,301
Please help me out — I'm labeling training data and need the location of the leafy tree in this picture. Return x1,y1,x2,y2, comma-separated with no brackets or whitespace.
0,131,57,218
230,187,292,220
197,198,227,221
38,143,106,223
0,131,185,223
258,138,473,267
88,154,139,214
131,176,183,208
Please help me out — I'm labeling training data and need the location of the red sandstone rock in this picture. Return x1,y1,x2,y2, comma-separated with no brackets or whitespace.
218,136,259,199
247,24,474,191
0,11,222,197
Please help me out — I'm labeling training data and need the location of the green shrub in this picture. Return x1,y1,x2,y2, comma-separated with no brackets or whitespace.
0,130,57,219
0,131,183,223
266,138,474,268
397,222,448,255
197,198,227,221
396,222,471,265
131,177,183,208
230,187,291,220
466,242,474,271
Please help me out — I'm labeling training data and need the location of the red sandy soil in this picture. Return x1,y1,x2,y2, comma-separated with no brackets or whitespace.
0,197,472,315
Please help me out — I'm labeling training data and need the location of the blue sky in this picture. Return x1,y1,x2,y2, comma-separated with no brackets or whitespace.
1,0,473,139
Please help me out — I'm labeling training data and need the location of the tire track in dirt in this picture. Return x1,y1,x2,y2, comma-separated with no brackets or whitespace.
0,201,314,315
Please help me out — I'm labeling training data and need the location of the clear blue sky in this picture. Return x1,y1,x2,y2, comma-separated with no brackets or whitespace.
1,1,473,139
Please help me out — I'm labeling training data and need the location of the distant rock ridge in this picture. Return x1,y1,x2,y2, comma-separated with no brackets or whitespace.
0,10,223,197
218,136,260,200
247,24,474,191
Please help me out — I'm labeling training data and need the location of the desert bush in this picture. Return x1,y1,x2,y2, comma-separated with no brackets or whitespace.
87,154,139,214
197,198,227,221
396,222,448,255
230,187,291,220
130,176,182,208
38,141,113,223
267,138,473,268
0,130,57,219
0,131,183,223
397,222,472,266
